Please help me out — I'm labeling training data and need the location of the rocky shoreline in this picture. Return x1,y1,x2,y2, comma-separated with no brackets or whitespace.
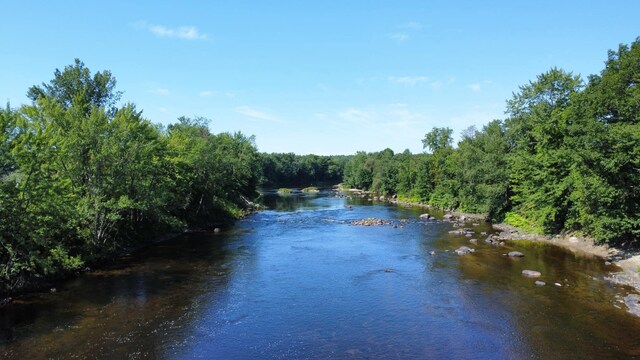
341,187,640,315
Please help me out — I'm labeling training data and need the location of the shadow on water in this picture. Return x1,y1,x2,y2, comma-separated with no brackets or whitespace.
0,232,239,359
3,190,640,358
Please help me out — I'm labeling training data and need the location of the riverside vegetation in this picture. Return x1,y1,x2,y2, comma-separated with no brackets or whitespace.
1,37,639,296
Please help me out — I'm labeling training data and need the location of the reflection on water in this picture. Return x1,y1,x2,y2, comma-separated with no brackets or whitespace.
2,190,640,359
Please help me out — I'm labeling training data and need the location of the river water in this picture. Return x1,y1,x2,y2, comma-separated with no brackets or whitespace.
2,190,640,359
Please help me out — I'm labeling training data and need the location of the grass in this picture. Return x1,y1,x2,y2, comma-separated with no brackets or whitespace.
503,211,544,234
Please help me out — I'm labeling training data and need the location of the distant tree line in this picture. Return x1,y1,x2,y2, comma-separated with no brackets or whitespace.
259,153,349,187
343,38,640,245
0,60,261,294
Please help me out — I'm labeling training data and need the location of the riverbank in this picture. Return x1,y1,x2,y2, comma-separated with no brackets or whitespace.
0,199,263,307
360,190,640,300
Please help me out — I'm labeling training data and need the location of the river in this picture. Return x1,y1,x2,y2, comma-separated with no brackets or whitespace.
2,190,640,359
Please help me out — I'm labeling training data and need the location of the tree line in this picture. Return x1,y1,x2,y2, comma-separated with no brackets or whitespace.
259,153,349,187
1,60,261,294
343,38,640,245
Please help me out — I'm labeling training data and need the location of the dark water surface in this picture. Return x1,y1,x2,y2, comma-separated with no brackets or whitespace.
2,191,640,359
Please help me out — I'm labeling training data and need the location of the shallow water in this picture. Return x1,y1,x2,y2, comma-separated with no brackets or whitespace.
2,191,640,359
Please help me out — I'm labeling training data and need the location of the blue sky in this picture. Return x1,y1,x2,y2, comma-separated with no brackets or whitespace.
2,1,639,155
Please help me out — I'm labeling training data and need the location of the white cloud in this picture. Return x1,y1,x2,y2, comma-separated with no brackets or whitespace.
467,83,481,92
149,88,169,95
401,21,423,30
136,21,207,40
388,76,429,86
387,32,409,43
199,90,215,97
236,106,279,122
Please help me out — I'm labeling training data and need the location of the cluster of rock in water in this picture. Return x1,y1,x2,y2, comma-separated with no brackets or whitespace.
421,211,561,286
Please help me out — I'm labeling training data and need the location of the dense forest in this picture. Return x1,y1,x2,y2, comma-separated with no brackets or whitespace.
343,38,639,245
1,38,638,295
0,60,262,294
259,153,349,187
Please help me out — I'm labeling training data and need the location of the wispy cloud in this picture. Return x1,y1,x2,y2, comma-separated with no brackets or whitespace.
388,76,429,86
467,83,481,92
135,21,207,40
199,90,215,97
337,104,424,130
236,106,279,122
149,88,169,95
387,32,409,43
401,21,423,30
387,21,423,43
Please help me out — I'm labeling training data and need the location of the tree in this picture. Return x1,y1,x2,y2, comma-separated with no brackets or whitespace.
27,58,121,114
505,68,583,233
422,127,453,153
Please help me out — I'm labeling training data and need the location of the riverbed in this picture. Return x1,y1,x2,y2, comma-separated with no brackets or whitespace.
2,190,640,359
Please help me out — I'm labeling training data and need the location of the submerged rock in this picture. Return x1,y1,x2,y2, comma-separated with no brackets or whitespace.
455,246,475,255
522,270,542,278
350,218,390,226
419,213,431,220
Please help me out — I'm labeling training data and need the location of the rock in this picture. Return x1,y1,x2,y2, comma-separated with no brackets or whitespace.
605,261,612,266
384,268,393,273
554,282,562,287
522,270,542,278
469,238,478,244
499,242,505,246
50,288,57,293
429,251,436,256
448,229,466,235
419,213,431,220
455,246,475,255
535,280,546,286
0,297,12,307
350,218,390,226
443,213,453,220
568,236,580,243
507,251,525,257
480,232,487,235
624,294,640,317
213,228,222,233
459,216,467,221
465,233,472,237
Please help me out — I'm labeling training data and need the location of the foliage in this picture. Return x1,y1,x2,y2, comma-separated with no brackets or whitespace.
0,61,261,294
342,38,640,244
260,153,348,187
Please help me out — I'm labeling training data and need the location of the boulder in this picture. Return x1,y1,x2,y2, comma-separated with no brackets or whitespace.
507,251,525,258
443,213,454,220
455,246,475,255
522,270,542,278
419,213,431,220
